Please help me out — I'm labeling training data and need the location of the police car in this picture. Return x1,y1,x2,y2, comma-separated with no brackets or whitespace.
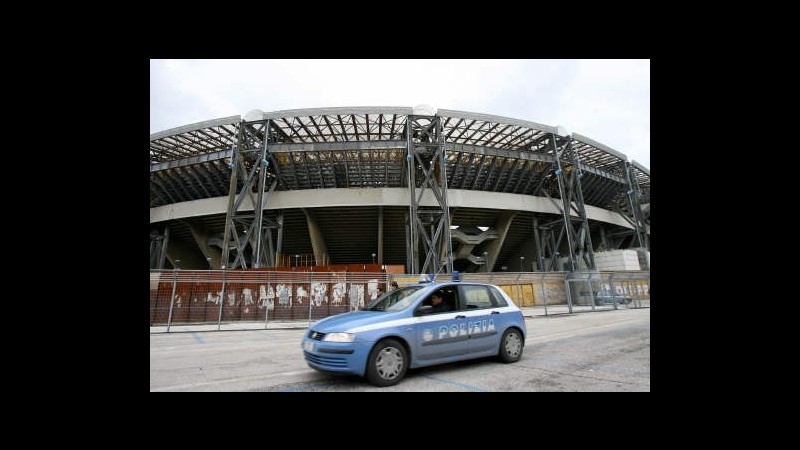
302,275,527,386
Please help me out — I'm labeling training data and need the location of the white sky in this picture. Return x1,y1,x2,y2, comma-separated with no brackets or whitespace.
150,59,649,169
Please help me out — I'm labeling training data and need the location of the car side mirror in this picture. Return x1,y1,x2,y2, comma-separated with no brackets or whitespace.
415,305,434,316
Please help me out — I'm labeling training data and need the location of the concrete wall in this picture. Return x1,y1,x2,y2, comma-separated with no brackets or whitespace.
499,280,567,307
593,250,642,271
150,188,636,230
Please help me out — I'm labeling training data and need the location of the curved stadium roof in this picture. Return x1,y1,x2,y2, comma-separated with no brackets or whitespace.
150,106,649,208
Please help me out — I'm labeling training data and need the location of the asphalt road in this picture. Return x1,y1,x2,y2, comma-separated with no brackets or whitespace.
150,307,650,392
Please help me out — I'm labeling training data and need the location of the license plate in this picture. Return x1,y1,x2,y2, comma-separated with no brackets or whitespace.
303,341,314,352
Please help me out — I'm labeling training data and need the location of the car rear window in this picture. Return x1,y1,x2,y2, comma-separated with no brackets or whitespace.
488,286,508,307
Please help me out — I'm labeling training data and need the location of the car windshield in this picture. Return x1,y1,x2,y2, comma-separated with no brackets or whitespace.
364,286,427,312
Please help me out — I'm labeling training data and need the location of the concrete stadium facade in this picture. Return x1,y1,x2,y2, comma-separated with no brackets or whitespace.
150,106,650,273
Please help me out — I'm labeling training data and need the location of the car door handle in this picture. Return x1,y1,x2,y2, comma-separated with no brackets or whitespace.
455,315,466,319
491,311,500,314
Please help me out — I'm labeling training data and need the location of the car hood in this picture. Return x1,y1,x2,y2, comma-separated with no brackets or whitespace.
310,310,403,333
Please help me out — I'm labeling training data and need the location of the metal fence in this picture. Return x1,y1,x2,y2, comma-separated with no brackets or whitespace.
562,271,650,315
150,269,650,332
388,271,650,315
150,270,390,332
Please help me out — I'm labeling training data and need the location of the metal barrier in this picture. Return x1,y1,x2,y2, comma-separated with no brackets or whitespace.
150,270,650,332
564,271,651,314
388,272,650,315
150,270,390,332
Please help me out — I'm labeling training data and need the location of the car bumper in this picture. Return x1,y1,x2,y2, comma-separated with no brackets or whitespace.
302,338,372,376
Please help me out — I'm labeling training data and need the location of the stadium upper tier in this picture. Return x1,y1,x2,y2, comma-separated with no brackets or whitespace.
150,106,649,212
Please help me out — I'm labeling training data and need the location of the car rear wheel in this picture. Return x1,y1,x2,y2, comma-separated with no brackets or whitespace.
366,339,408,387
498,328,524,363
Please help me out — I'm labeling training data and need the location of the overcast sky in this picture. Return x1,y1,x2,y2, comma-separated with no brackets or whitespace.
150,59,649,169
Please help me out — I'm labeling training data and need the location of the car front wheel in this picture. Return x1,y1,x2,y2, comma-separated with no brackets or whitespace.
366,339,408,387
498,328,524,363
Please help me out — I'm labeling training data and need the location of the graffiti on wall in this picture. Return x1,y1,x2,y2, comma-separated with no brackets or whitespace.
311,282,327,307
350,284,365,310
259,285,275,310
296,286,308,305
242,288,253,306
155,276,370,326
368,279,378,301
332,282,346,306
276,284,292,307
207,291,222,305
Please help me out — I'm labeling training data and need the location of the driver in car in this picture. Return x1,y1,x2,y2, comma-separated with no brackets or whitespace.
430,290,451,313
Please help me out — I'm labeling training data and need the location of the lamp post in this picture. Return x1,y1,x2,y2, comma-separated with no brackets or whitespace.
294,254,300,267
483,252,489,273
206,257,212,270
520,256,525,272
371,253,376,264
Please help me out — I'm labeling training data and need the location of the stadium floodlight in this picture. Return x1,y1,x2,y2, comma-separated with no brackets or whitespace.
244,109,265,122
413,104,437,116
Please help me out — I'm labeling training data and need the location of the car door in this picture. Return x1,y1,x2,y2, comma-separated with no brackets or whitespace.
459,284,503,355
413,285,468,362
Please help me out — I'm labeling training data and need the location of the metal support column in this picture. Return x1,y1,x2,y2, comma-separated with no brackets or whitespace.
221,124,243,269
264,228,275,267
547,134,597,272
252,120,272,268
221,119,276,269
275,210,284,266
624,161,647,252
406,113,453,275
406,128,417,273
149,237,159,269
599,225,609,252
550,133,576,272
533,216,544,272
570,139,596,271
158,226,169,270
549,229,561,271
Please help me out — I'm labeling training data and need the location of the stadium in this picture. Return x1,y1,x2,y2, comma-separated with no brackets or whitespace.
149,105,649,275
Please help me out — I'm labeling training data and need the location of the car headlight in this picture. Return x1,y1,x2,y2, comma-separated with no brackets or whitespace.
323,332,355,343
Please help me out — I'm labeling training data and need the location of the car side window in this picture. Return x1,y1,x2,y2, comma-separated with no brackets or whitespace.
415,286,460,314
442,286,460,311
462,285,494,309
488,286,508,307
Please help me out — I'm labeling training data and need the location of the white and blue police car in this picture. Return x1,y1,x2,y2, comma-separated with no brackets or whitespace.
302,274,527,386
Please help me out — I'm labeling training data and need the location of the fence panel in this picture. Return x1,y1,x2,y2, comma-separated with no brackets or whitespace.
150,269,391,331
151,270,649,332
